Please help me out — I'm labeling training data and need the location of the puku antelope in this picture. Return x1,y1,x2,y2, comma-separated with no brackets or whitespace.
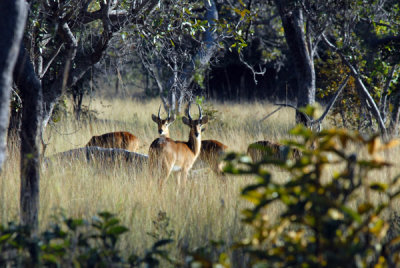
151,105,227,175
149,103,209,189
86,131,139,152
196,139,227,175
152,105,175,137
247,140,302,163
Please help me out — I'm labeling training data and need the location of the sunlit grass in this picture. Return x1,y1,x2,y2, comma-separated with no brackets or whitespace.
1,96,400,260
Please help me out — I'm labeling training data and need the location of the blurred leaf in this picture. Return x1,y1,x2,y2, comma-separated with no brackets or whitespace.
368,137,380,154
0,233,12,243
107,226,129,236
370,182,388,192
357,203,373,214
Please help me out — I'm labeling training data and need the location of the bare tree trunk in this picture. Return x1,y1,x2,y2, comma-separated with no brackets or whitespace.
115,67,120,95
389,91,400,137
0,0,27,171
14,45,42,231
274,0,315,125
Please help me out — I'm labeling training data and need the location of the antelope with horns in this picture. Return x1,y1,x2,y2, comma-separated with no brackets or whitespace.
152,105,175,137
149,103,208,189
86,131,139,152
247,140,302,163
152,105,227,175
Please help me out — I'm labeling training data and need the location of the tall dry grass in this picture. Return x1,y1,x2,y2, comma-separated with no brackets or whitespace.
1,97,400,260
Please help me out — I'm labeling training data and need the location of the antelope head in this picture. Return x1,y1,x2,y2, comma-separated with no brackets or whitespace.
182,103,209,138
152,105,176,137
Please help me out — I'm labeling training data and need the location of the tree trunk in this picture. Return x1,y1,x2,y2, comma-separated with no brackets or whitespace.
14,45,42,231
165,0,219,113
389,91,400,137
0,0,27,171
274,0,315,125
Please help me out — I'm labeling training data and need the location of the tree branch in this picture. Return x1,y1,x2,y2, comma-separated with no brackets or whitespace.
315,75,350,124
379,65,396,122
322,34,388,138
259,106,283,122
40,43,63,79
275,75,349,130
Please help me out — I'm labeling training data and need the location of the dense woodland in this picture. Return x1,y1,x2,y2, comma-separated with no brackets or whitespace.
1,0,400,266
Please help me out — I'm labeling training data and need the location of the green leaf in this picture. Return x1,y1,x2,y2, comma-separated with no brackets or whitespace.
105,218,120,228
42,254,58,264
369,182,388,192
65,219,84,230
341,205,361,223
0,233,12,243
106,226,129,236
98,212,114,220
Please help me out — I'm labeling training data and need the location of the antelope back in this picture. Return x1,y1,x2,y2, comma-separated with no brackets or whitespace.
86,131,139,152
247,140,301,162
199,140,227,162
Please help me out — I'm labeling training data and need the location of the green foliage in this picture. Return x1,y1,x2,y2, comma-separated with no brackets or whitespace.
184,240,230,268
195,96,219,121
316,54,362,129
0,212,172,267
225,126,400,267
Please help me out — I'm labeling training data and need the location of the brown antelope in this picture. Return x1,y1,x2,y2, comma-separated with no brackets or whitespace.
152,105,227,175
247,140,302,163
149,103,209,189
152,105,175,137
86,131,139,152
197,139,227,175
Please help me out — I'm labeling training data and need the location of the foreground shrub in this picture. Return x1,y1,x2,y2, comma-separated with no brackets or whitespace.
225,126,400,267
0,212,172,267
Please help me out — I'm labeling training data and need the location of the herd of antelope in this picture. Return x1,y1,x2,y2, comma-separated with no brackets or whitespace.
84,103,300,189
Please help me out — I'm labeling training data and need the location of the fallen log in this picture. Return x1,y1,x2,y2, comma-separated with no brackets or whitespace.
45,146,148,166
45,147,185,172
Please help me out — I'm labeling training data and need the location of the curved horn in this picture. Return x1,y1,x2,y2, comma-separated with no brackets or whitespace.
158,104,162,119
187,102,193,121
197,103,202,120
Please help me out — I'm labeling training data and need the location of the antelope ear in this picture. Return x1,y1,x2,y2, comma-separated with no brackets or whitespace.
151,114,158,123
201,116,209,125
182,116,190,126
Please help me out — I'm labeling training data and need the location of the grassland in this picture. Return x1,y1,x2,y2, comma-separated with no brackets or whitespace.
1,97,400,262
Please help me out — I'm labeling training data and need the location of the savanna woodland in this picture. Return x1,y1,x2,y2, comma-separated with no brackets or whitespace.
1,0,400,267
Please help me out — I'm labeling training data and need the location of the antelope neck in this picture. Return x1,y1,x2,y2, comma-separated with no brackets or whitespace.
160,131,169,138
187,129,201,156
